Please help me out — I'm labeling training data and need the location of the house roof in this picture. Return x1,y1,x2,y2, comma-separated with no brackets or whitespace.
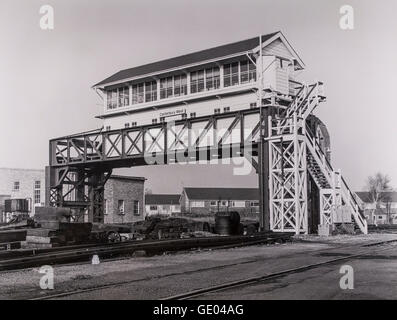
184,187,259,201
145,194,181,205
108,175,146,182
355,191,397,203
93,32,282,88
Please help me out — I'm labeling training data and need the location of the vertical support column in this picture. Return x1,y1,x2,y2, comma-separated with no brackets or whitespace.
129,83,133,106
186,72,191,95
219,64,224,89
156,79,160,101
75,169,86,221
258,107,271,232
88,172,106,223
45,166,53,207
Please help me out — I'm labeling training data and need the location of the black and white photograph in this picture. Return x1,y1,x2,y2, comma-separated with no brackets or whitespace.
0,0,397,309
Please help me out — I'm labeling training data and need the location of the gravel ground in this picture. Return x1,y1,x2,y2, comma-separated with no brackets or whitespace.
0,233,395,300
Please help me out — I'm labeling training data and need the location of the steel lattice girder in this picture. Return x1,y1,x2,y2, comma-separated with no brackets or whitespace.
47,167,112,223
49,109,261,168
268,115,308,235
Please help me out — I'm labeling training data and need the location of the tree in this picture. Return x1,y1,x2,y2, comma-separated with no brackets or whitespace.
365,172,392,223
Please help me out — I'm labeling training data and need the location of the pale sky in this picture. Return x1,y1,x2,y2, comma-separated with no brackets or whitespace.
0,0,396,193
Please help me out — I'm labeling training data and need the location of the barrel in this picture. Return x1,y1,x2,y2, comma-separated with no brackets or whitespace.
215,211,241,235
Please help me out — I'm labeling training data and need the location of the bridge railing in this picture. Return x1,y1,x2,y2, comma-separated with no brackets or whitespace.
50,109,262,167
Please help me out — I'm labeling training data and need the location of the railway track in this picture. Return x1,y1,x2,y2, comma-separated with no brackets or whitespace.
0,232,292,272
162,240,397,300
29,238,397,300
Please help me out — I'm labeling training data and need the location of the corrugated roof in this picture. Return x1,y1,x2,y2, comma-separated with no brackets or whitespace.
355,191,397,203
184,187,259,201
145,194,181,205
94,32,279,87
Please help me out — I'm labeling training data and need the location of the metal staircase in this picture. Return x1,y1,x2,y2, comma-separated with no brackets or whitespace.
267,82,367,234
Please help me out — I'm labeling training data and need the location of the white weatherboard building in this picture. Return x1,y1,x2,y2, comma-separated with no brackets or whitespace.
93,31,304,130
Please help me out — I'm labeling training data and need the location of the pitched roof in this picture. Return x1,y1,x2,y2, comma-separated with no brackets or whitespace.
145,194,181,205
94,32,279,87
355,191,397,203
184,187,259,201
109,175,146,182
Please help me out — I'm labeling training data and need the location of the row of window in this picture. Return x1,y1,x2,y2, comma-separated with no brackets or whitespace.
191,200,259,208
104,199,140,216
106,60,257,109
149,205,179,211
12,180,41,191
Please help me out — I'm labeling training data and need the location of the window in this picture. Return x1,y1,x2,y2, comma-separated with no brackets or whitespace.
104,199,108,215
132,83,144,104
191,201,205,207
181,113,187,120
34,180,41,204
190,70,205,94
118,200,125,215
150,205,158,210
190,112,196,118
160,77,173,99
221,201,227,206
250,201,259,207
133,200,140,216
174,74,187,96
152,119,158,124
118,86,130,107
131,122,137,127
240,60,256,84
145,81,157,102
160,117,165,123
125,123,130,128
233,201,246,208
107,89,118,109
250,102,257,109
105,126,111,131
34,190,40,204
107,87,129,109
214,108,220,114
210,201,217,206
224,62,239,87
205,67,220,91
13,181,19,191
223,107,230,113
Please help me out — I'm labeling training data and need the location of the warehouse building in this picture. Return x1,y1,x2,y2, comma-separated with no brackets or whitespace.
180,187,259,215
104,175,146,224
0,168,45,218
145,194,181,216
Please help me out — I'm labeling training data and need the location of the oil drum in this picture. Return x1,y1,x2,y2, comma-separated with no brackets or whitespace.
215,211,241,235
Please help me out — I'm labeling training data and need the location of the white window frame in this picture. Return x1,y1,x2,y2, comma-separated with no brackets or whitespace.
191,201,205,208
118,200,125,215
13,181,20,191
133,200,140,216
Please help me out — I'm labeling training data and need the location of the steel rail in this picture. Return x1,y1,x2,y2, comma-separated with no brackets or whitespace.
28,238,397,300
0,232,292,272
162,240,397,300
